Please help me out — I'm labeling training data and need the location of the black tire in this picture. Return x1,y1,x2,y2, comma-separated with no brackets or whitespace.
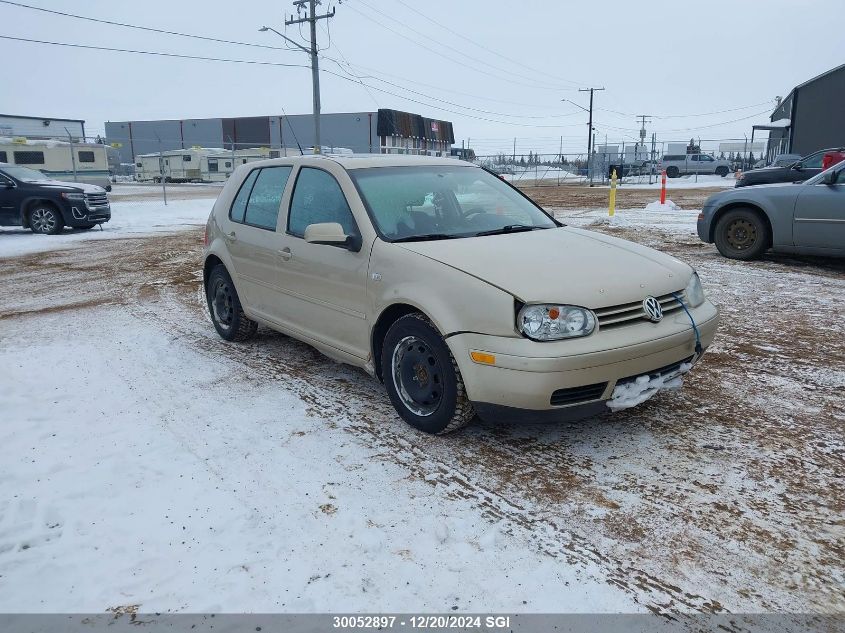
714,208,769,260
666,166,680,178
715,166,730,177
205,264,258,342
28,203,64,234
381,313,475,434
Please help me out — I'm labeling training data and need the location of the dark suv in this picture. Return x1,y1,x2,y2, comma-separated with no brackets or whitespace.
0,162,111,234
735,147,845,188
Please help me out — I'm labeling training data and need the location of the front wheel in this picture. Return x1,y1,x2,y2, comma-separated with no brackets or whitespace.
205,265,258,341
29,204,64,234
714,208,769,260
381,313,475,434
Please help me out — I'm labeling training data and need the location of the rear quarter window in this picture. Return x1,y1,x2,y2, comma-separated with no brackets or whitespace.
229,169,260,223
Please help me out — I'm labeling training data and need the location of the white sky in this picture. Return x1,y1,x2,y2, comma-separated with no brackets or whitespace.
2,0,842,155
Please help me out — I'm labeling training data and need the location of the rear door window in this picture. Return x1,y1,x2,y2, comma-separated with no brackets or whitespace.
243,166,293,230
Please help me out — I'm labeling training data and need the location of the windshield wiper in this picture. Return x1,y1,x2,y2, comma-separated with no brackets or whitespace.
391,233,462,243
474,224,543,237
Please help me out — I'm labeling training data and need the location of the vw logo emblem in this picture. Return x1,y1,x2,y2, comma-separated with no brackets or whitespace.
643,296,663,322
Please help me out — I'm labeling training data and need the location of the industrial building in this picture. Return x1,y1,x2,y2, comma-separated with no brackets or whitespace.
104,109,455,164
759,63,845,158
0,113,87,142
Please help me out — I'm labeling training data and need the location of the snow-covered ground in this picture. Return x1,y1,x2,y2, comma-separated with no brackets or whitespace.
0,198,214,258
108,182,224,199
499,166,586,184
552,204,701,236
0,308,629,612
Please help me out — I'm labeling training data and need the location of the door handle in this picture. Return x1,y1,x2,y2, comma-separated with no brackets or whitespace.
278,247,292,261
224,231,237,243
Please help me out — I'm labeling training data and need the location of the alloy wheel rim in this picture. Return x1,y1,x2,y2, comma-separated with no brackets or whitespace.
726,219,757,250
31,209,56,232
392,335,444,417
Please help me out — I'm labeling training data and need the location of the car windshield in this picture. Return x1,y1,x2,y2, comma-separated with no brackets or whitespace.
2,165,48,181
350,165,557,241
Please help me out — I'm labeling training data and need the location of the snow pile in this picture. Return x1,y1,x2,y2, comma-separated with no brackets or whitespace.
644,199,681,212
606,362,692,411
554,207,701,235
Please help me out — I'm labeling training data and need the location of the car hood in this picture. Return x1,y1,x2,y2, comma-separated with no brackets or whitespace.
395,226,692,307
24,179,105,193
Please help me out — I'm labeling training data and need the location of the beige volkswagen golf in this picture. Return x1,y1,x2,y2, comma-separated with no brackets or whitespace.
203,155,718,434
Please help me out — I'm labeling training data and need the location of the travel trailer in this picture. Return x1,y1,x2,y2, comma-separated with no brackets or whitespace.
0,138,111,189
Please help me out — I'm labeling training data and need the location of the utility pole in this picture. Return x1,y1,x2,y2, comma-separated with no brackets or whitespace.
280,0,335,154
636,114,652,180
578,87,604,167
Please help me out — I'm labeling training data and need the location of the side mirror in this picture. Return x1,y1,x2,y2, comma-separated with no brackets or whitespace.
792,162,803,171
821,170,837,185
304,222,360,251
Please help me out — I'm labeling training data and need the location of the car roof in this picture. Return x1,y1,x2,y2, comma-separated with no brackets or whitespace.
237,154,476,171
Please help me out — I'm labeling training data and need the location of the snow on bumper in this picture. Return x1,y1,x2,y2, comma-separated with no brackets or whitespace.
606,361,693,411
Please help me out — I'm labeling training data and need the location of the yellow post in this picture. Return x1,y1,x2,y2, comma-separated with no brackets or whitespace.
608,168,617,217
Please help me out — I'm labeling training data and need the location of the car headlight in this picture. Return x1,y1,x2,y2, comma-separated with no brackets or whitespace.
61,192,85,201
517,304,596,341
684,272,705,308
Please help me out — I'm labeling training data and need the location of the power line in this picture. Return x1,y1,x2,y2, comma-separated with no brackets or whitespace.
0,34,581,128
0,0,295,52
596,100,774,120
352,0,577,90
0,34,312,67
342,0,572,92
390,0,588,88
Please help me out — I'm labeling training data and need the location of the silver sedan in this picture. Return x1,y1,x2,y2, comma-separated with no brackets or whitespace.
697,161,845,259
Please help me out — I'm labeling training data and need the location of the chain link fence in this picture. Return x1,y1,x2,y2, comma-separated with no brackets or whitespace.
469,136,788,187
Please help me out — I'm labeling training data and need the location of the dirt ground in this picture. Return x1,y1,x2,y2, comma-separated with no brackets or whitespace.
519,185,717,210
1,221,843,615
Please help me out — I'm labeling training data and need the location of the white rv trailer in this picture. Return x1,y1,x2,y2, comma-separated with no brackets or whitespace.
205,147,302,182
134,147,225,182
0,138,111,188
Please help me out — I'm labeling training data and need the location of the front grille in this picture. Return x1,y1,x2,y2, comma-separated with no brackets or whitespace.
594,291,686,330
550,382,608,406
85,192,109,208
618,355,695,386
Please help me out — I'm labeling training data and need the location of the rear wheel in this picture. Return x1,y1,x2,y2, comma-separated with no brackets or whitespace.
205,265,258,341
28,204,64,234
666,166,680,178
714,208,769,260
381,313,474,434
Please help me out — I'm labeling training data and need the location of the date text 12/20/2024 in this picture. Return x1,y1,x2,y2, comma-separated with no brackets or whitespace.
333,615,512,629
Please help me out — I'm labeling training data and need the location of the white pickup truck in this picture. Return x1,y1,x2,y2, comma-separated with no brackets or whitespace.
660,153,732,178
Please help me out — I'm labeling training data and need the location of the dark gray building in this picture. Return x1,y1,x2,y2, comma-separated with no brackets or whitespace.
104,110,454,164
765,63,845,157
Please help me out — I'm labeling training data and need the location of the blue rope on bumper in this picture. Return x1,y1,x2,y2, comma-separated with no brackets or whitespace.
671,292,703,357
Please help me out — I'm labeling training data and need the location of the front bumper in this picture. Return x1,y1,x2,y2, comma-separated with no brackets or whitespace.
446,301,718,422
62,201,111,226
